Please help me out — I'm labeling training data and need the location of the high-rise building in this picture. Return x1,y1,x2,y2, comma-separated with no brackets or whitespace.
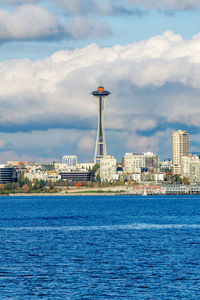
172,130,189,175
100,155,116,182
181,154,199,178
189,161,200,184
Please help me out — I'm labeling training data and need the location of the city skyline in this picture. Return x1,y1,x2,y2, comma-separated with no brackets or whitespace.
0,1,200,163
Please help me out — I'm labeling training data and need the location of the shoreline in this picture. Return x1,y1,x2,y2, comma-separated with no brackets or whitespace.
1,186,128,196
2,192,200,196
6,191,119,196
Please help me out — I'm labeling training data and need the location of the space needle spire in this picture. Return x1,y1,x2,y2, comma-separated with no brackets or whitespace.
91,85,111,164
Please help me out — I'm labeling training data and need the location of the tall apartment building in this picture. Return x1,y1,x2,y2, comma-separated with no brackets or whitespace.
181,154,199,178
190,161,200,184
100,155,117,182
172,130,189,175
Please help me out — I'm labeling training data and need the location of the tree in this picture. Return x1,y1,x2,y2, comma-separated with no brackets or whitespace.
96,174,101,183
173,174,182,184
18,175,32,189
91,163,100,181
182,176,189,185
21,184,30,193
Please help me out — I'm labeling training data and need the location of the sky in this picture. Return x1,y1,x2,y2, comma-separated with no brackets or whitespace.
1,0,200,163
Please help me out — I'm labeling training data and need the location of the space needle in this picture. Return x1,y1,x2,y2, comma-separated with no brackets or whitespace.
91,85,111,164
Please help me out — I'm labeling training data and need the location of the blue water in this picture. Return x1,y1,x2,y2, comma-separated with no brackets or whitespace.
0,195,200,299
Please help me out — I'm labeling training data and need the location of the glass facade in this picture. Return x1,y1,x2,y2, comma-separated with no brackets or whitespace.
0,167,15,184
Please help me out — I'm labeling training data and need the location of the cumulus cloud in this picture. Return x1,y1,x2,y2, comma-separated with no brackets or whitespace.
1,30,200,159
1,0,198,43
51,0,200,15
1,0,200,19
0,4,111,42
126,132,162,154
0,5,59,41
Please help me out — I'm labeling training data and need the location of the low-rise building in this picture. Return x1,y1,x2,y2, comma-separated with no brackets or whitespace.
24,166,61,182
0,165,16,184
160,160,172,172
76,163,94,170
132,173,142,182
59,170,91,181
154,172,166,182
55,161,92,182
131,171,165,183
54,163,75,170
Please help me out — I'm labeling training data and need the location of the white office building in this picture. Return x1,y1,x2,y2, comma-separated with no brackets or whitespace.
181,154,199,179
123,152,159,173
190,161,200,184
123,153,145,173
100,155,117,182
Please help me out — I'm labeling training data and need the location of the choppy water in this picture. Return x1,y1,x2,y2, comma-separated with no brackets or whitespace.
0,195,200,299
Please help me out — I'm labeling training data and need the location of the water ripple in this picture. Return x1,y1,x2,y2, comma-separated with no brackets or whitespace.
0,223,200,231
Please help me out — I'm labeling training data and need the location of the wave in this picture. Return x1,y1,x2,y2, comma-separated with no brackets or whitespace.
0,223,200,232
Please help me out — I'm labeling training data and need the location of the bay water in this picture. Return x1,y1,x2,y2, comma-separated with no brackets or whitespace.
0,195,200,299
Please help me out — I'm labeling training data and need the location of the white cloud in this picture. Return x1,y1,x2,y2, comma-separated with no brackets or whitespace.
1,31,200,160
78,135,95,153
51,0,200,15
1,30,200,125
0,5,59,40
1,0,200,17
0,0,198,44
0,4,111,41
52,0,200,15
127,0,200,10
126,133,161,153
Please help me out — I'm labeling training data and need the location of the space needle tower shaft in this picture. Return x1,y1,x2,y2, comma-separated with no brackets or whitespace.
91,86,111,164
